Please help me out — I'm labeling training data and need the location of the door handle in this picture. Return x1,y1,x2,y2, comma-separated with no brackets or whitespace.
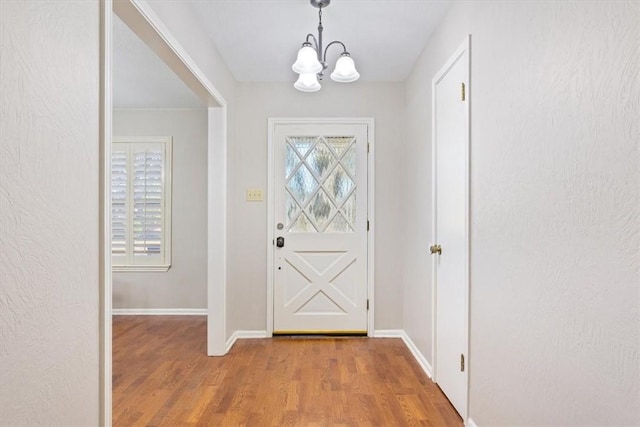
430,244,442,255
276,236,285,248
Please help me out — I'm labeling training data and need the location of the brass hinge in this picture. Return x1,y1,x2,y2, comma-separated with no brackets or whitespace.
461,354,465,372
366,299,369,310
461,82,466,101
367,220,370,231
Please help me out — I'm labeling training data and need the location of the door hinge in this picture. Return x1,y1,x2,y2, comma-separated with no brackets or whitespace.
461,82,466,101
461,354,465,372
366,299,369,310
367,142,370,153
367,220,370,231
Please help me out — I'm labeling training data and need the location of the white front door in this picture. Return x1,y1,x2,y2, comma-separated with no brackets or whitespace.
432,37,470,418
271,122,369,334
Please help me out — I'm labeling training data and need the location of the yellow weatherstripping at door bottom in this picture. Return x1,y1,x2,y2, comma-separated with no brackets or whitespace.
273,330,367,336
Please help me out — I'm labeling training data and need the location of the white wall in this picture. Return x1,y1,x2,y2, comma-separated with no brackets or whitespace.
0,1,100,425
229,82,405,334
112,109,208,310
403,1,640,425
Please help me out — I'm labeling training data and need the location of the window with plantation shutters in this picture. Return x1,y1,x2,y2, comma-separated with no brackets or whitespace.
111,137,172,271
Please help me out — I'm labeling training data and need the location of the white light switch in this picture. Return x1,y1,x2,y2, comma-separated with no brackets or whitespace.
246,188,264,202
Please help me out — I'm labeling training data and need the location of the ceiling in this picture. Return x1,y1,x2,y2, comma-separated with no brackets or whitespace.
112,1,450,108
190,0,451,82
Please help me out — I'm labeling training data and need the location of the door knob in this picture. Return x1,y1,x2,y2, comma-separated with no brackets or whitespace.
430,244,442,255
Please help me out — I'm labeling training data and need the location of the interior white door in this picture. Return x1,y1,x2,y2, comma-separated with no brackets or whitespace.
272,123,368,333
433,38,470,418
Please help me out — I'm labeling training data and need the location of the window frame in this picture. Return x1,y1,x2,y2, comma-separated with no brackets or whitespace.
111,136,173,272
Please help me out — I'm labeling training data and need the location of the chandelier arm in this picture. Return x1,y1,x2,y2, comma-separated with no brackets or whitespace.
322,40,348,63
304,33,319,52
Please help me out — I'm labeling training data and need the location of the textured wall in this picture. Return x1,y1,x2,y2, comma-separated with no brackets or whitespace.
403,1,640,425
230,82,405,334
112,109,208,310
0,1,100,425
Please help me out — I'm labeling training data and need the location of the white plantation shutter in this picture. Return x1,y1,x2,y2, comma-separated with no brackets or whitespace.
112,137,172,271
111,150,128,257
133,149,163,256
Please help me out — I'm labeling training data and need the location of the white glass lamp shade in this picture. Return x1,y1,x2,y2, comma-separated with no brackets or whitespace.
330,54,360,83
292,45,322,74
294,73,321,92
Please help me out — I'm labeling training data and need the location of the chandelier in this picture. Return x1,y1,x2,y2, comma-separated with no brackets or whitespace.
292,0,360,92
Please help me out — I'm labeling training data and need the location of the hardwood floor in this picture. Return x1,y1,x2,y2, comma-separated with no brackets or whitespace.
113,316,462,426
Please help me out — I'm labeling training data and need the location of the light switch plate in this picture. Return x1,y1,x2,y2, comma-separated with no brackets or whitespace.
246,188,263,202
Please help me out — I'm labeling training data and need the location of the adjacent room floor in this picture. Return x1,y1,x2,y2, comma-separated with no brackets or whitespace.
113,316,462,426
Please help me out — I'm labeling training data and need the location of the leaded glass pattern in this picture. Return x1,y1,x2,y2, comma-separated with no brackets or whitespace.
285,136,357,233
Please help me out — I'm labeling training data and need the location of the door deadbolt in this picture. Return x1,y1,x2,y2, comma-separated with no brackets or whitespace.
276,237,285,248
430,244,442,255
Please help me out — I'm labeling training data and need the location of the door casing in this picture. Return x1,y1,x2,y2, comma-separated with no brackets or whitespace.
267,118,375,336
431,35,471,420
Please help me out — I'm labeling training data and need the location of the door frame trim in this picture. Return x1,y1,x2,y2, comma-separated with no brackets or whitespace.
431,35,471,420
111,0,229,354
266,117,375,337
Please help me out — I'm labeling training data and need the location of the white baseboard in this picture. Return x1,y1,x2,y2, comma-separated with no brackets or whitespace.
398,330,434,379
373,329,404,338
375,329,433,379
225,330,268,353
466,418,478,427
112,308,207,316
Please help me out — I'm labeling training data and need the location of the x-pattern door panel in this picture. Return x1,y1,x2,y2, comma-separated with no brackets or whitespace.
282,251,357,316
273,123,368,333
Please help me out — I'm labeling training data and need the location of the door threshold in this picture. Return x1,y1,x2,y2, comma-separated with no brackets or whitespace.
273,330,367,337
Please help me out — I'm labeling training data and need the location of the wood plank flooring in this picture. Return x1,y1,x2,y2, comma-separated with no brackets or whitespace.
113,316,462,426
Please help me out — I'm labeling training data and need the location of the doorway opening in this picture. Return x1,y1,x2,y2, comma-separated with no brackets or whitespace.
100,1,228,425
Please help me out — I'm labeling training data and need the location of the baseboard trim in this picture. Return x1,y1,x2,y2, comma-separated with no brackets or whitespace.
373,329,404,338
373,330,433,379
225,330,268,353
399,330,434,379
112,308,207,316
467,418,478,427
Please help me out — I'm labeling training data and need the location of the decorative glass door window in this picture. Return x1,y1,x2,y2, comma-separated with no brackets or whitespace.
285,136,356,233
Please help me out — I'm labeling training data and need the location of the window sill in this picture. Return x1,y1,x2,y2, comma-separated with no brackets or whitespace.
112,265,171,273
